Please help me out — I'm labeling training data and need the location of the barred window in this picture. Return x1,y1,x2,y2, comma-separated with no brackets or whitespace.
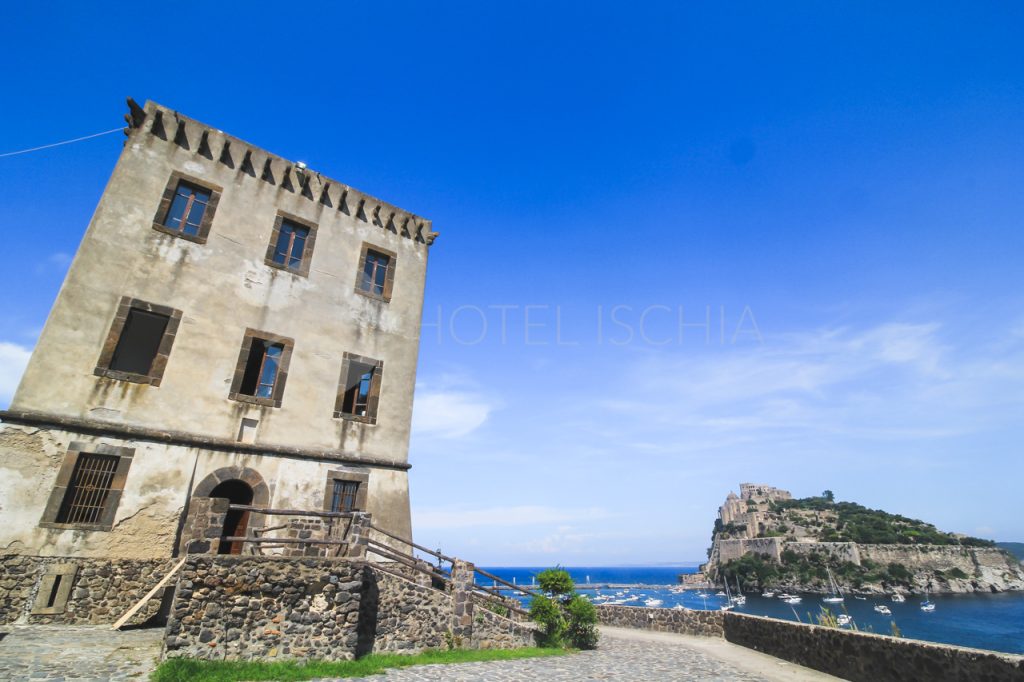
56,453,118,525
40,445,134,531
331,480,360,513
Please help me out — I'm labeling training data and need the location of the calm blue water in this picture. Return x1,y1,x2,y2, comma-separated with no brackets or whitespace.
481,566,1024,655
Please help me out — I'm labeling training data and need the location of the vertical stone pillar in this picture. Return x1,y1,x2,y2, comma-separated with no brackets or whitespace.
450,559,476,642
345,512,371,559
178,497,227,555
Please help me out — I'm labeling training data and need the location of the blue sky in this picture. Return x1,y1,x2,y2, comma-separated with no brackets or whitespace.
2,2,1023,565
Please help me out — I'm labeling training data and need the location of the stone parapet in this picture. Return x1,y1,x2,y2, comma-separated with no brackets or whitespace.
723,612,1024,682
596,604,724,637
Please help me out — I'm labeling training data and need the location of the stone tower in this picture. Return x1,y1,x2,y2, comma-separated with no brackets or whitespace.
0,99,436,560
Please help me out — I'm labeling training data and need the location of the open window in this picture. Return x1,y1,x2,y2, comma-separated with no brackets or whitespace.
229,329,294,407
94,297,182,385
334,353,383,423
152,172,221,243
265,213,317,276
355,243,396,302
39,443,135,532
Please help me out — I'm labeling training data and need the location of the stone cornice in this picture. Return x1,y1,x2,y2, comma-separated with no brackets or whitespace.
0,409,411,472
124,98,439,247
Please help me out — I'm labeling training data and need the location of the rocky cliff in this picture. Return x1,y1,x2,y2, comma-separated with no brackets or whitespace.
704,484,1024,594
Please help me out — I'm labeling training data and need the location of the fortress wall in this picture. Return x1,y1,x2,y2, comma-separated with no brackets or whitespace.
783,542,861,564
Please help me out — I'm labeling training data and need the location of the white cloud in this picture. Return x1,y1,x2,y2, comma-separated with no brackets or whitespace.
412,383,496,439
0,342,31,407
414,505,612,529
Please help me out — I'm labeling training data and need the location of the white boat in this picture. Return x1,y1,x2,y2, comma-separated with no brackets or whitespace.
920,600,936,612
891,593,905,603
854,595,867,601
644,598,664,607
837,614,853,627
822,567,844,603
672,604,685,610
777,593,794,599
874,604,891,615
762,590,776,598
715,591,727,597
785,596,802,604
720,604,734,611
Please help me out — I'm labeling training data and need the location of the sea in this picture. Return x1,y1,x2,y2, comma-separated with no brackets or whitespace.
480,566,1024,656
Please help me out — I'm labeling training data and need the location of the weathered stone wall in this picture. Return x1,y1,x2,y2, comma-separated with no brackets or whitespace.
716,537,783,564
596,604,724,637
164,556,535,661
723,612,1024,682
0,554,176,625
165,556,370,660
783,541,862,564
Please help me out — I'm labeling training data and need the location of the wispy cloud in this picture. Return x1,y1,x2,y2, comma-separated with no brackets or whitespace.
0,342,31,407
412,377,498,439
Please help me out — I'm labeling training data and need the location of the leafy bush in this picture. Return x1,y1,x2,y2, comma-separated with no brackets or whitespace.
529,595,565,648
529,568,599,650
565,595,599,649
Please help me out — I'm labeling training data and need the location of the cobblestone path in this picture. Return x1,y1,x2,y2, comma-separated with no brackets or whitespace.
0,624,838,681
329,627,839,682
0,625,163,681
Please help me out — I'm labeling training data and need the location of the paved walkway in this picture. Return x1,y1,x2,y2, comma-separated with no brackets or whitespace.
334,627,840,682
0,624,840,681
0,625,163,681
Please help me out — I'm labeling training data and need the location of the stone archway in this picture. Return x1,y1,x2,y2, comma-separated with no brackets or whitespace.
192,466,270,554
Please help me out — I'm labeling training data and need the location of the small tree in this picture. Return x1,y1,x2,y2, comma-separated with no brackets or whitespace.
822,490,835,502
529,567,599,649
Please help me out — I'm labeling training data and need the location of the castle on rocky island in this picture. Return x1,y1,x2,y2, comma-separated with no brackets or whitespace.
703,483,1024,594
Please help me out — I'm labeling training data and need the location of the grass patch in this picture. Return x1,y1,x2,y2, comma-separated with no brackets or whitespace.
152,647,570,682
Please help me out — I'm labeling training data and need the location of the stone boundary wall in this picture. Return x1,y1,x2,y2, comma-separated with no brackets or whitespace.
0,554,176,625
723,612,1024,682
596,604,724,637
164,556,535,661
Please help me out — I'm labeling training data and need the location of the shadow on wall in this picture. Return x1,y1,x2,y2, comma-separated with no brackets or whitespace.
356,566,379,657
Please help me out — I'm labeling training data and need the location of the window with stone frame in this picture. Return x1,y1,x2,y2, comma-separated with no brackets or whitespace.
152,172,221,244
323,470,369,513
94,297,182,386
334,353,383,423
355,243,397,302
264,212,318,277
39,444,135,532
229,329,294,408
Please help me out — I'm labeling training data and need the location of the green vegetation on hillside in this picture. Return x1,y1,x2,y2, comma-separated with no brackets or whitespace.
768,494,994,547
720,551,972,591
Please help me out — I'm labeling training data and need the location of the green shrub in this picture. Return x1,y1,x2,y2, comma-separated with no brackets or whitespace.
529,568,599,650
565,595,599,650
537,567,575,598
529,595,566,648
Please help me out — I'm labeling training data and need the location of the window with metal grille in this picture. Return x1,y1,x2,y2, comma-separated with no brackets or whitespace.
331,480,360,512
108,309,169,376
239,340,284,399
163,181,210,237
55,453,119,525
341,360,376,417
360,250,390,297
271,220,309,270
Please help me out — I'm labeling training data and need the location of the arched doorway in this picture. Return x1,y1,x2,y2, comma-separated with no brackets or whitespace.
210,479,254,555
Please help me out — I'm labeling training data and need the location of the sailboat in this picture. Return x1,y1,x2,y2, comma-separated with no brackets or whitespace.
720,576,735,611
731,575,746,605
822,567,844,604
